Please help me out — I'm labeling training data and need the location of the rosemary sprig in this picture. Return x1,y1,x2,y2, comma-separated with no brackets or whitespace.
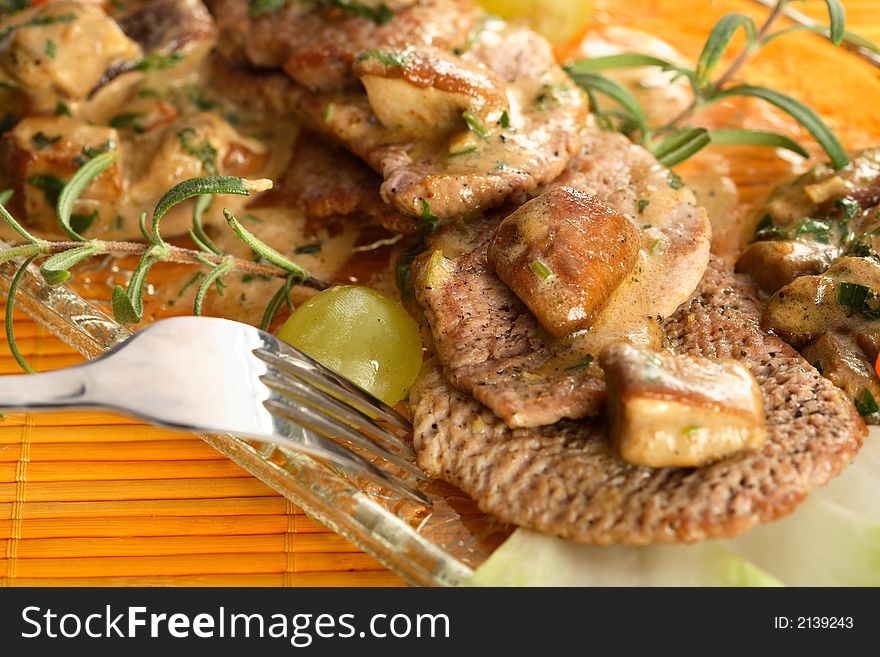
0,170,331,371
566,0,858,168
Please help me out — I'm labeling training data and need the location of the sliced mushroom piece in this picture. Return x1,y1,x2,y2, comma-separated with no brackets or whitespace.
762,256,880,347
127,112,266,205
0,2,142,112
116,0,216,77
0,116,122,234
600,342,766,469
487,187,640,338
736,238,837,295
801,333,880,417
353,45,508,139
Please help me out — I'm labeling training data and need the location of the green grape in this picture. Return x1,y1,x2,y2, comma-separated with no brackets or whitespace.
277,286,423,406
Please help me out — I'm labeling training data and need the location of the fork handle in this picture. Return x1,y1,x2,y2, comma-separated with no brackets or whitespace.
0,367,91,410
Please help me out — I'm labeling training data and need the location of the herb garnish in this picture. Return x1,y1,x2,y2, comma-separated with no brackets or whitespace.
27,174,64,206
837,282,880,319
565,354,594,372
637,199,650,214
356,49,407,67
0,172,331,371
248,0,286,16
177,128,218,175
565,0,855,168
529,260,552,280
462,109,490,140
44,39,56,59
109,112,145,133
294,242,323,255
133,52,183,72
0,13,75,41
419,199,439,224
854,389,879,417
326,0,393,25
447,146,478,159
30,132,61,150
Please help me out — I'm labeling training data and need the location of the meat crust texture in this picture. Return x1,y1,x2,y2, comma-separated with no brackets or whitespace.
412,129,710,428
204,1,587,221
410,259,866,544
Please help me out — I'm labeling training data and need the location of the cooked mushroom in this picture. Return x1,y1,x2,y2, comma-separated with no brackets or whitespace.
762,256,880,347
0,2,142,112
0,116,122,233
487,186,640,338
128,112,266,204
801,333,880,418
736,239,836,295
116,0,216,77
353,44,507,139
600,342,766,468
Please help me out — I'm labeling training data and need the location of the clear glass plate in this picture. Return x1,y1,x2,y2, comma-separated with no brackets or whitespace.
2,0,879,586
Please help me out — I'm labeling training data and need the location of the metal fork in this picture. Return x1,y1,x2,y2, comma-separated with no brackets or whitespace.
0,316,430,505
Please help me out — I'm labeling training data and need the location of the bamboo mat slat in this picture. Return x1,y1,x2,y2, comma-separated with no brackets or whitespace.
0,309,402,587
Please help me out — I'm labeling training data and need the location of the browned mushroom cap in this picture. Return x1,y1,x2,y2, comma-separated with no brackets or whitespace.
762,256,880,347
353,44,508,136
117,0,215,55
736,239,836,295
487,187,640,338
600,341,766,469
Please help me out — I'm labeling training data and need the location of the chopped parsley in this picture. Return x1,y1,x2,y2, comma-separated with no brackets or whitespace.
753,214,787,241
356,49,407,68
666,171,683,190
462,109,490,140
109,112,146,133
565,354,594,372
248,0,287,17
0,13,75,41
499,110,510,129
395,232,428,301
837,282,880,319
54,101,71,117
419,199,439,224
74,140,116,166
137,87,162,100
447,146,478,159
836,197,860,221
637,199,650,214
294,242,323,255
177,128,218,174
30,132,61,150
529,259,552,280
44,39,56,60
854,389,879,417
795,217,832,243
133,52,183,72
327,0,393,25
69,209,98,234
682,425,703,437
27,174,65,206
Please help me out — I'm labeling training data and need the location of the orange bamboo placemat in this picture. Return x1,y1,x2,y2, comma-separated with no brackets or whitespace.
0,307,403,587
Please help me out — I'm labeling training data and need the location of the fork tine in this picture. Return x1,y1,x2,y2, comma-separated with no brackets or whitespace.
254,346,411,431
263,387,427,480
264,400,431,506
260,370,415,455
